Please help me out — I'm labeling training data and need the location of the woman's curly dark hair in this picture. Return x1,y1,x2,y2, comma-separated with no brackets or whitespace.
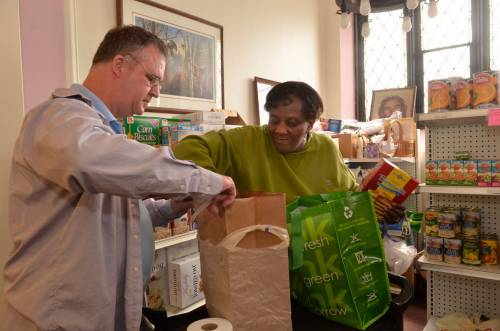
264,81,323,122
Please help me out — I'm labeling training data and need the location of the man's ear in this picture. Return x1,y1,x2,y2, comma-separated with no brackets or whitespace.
110,54,127,78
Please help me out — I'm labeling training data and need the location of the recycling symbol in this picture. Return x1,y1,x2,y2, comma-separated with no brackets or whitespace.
344,206,353,219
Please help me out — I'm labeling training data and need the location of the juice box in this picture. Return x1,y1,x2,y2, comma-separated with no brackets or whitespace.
425,160,439,185
449,160,465,185
492,160,500,187
437,160,451,185
477,160,492,187
124,116,161,146
463,160,478,186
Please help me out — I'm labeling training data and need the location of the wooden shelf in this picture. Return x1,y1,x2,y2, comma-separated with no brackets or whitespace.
154,230,197,250
418,256,500,281
417,184,500,195
416,108,490,127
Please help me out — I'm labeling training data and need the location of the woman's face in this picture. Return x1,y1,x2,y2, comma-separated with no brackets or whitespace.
267,95,313,153
380,98,402,118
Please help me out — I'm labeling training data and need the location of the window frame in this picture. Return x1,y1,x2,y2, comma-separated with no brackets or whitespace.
354,0,492,119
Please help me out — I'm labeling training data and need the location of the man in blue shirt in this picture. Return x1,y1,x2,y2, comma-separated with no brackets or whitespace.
4,25,235,331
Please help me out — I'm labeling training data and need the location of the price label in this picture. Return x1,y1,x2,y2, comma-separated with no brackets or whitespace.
488,108,500,126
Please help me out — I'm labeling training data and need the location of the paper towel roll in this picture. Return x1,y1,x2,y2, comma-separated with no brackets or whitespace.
187,317,233,331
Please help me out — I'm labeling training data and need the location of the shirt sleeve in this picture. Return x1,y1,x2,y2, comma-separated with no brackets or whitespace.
143,198,185,227
22,99,223,199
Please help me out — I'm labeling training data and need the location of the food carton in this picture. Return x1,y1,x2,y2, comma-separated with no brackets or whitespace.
477,160,492,187
428,80,451,112
472,71,500,108
361,158,419,221
425,160,439,185
179,111,226,125
124,116,161,146
463,160,478,186
492,160,500,187
146,249,169,309
168,253,204,309
437,160,451,185
450,78,472,110
449,160,465,185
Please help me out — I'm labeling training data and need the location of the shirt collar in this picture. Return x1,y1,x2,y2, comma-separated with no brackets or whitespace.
71,84,118,124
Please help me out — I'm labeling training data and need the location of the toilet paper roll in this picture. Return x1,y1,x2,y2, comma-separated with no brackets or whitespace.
187,317,233,331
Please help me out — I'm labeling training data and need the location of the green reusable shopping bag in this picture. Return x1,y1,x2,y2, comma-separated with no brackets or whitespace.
286,191,391,330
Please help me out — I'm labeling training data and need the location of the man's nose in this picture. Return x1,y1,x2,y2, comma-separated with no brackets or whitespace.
150,84,160,98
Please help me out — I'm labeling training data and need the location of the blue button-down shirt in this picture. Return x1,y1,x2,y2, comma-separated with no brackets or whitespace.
71,84,153,286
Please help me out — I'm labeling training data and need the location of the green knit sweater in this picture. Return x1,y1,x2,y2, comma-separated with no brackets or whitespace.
173,125,358,203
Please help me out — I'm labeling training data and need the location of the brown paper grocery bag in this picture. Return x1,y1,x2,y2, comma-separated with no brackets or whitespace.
197,193,292,331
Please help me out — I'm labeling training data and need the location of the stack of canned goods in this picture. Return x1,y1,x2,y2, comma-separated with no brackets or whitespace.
424,206,498,266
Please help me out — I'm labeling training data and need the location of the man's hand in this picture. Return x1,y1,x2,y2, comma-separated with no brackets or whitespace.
208,176,236,214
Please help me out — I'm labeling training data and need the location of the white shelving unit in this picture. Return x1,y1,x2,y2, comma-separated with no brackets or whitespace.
165,298,206,317
418,255,500,281
416,108,490,127
154,230,197,250
151,230,203,317
416,108,500,319
418,184,500,195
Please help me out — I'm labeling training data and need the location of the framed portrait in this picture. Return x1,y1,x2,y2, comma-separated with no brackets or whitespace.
254,77,279,125
117,0,224,112
370,87,417,120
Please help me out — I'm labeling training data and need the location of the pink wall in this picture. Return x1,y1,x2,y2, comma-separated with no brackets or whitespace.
20,0,66,112
339,14,355,120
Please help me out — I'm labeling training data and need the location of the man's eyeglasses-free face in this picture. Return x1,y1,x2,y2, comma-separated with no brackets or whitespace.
125,54,163,90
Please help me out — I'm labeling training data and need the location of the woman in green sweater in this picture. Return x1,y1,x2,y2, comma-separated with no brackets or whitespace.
173,81,403,222
173,81,357,204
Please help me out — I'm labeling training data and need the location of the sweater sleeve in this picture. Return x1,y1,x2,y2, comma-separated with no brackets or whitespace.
173,130,237,176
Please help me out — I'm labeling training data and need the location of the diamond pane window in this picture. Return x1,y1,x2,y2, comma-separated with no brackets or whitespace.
423,46,471,110
363,9,407,120
421,0,471,51
420,0,471,112
490,0,500,70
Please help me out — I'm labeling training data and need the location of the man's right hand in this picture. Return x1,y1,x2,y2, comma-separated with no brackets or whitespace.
208,176,236,214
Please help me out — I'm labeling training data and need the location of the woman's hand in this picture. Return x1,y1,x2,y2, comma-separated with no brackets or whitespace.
383,204,406,224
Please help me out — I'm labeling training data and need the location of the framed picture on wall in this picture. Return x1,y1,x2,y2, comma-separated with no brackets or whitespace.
254,76,279,125
370,87,417,120
117,0,224,112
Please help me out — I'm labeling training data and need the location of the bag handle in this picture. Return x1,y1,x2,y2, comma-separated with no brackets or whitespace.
217,225,289,250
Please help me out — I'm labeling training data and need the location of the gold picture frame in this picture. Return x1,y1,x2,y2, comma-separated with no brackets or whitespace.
370,87,417,120
254,76,279,125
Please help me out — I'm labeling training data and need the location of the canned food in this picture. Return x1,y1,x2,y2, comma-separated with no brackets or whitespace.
462,207,481,236
481,234,498,265
462,236,481,265
426,236,443,262
439,208,459,238
444,238,462,264
425,207,440,237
